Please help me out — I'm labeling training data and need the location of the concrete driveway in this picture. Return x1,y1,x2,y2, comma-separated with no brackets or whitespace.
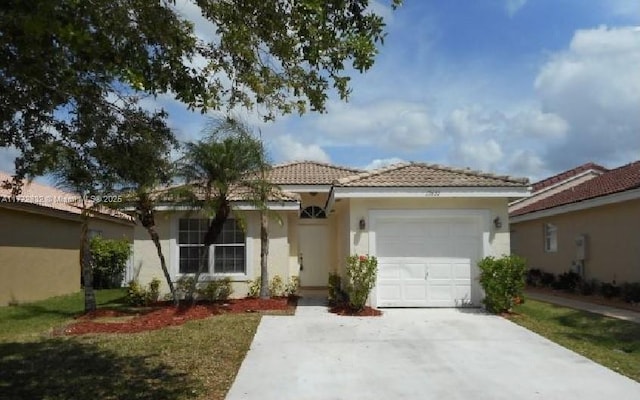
226,303,640,400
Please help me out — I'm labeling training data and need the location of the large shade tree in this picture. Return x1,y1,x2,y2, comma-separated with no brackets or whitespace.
1,0,402,181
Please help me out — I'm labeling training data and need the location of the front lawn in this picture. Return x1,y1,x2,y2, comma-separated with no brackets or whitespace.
0,290,262,400
511,299,640,382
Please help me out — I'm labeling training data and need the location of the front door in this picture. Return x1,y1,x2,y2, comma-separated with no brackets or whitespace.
298,223,330,287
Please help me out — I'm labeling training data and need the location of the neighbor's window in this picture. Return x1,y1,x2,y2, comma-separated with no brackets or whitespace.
178,218,245,274
544,223,557,253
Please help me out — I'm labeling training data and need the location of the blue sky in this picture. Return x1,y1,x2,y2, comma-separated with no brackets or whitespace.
2,0,639,182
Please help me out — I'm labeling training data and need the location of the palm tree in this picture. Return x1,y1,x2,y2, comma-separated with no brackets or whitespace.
178,117,268,300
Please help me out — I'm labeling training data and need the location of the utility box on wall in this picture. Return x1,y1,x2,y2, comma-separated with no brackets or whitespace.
575,234,587,261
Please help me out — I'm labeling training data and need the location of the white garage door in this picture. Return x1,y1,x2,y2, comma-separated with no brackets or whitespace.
374,215,482,307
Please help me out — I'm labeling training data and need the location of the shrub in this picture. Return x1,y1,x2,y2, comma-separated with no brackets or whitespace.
175,276,196,300
284,276,300,298
553,271,581,292
199,277,234,302
600,282,621,299
621,282,640,303
478,255,527,313
328,273,343,306
247,277,261,298
269,274,285,297
540,272,556,287
90,236,132,289
526,269,543,287
125,278,161,306
578,278,599,296
344,254,378,311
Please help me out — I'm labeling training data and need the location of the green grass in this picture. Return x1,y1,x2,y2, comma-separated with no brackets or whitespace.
0,289,127,341
0,290,262,399
512,299,640,382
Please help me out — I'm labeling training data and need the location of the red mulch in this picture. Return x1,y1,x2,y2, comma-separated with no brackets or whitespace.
329,303,383,317
63,297,293,336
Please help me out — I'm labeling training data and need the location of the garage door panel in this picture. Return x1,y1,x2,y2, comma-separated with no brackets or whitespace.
375,214,481,308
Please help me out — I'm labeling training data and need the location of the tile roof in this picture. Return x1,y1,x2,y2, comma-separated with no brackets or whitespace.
334,162,529,187
267,161,363,185
0,172,134,222
155,182,300,203
531,162,607,192
511,161,640,217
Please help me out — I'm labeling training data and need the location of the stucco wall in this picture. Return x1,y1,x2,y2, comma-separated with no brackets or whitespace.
0,207,133,306
348,197,511,258
511,199,640,283
133,210,294,298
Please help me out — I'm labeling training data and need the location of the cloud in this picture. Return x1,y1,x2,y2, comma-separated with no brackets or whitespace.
505,0,528,17
311,100,441,151
269,135,331,164
362,157,406,170
534,25,640,169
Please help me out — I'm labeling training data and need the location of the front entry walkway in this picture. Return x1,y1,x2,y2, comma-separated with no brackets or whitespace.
226,305,640,399
526,291,640,324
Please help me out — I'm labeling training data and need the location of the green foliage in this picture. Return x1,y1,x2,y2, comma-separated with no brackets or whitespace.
2,1,400,180
125,278,160,307
90,236,132,289
552,271,582,292
344,255,378,311
621,282,640,303
268,275,285,297
600,282,621,299
284,276,300,298
175,276,196,301
199,278,234,302
578,278,599,296
247,277,262,298
328,273,343,306
478,255,527,313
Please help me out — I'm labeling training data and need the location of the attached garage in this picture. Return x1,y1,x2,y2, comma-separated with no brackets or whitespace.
370,210,489,308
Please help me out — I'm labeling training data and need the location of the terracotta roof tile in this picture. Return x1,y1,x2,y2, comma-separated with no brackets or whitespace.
267,161,363,185
155,182,300,203
0,171,134,222
531,162,607,192
511,161,640,217
334,162,529,187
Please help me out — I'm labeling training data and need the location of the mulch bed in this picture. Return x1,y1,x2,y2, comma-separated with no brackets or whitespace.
329,303,383,316
62,297,293,336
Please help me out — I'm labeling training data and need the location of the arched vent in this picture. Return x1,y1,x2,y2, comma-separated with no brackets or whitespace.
300,205,326,219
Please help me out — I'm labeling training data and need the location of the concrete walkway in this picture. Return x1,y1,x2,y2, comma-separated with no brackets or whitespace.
526,291,640,324
226,298,640,399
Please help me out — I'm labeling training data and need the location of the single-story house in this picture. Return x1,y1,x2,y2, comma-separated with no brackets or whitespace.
133,161,529,308
0,172,135,306
509,161,640,284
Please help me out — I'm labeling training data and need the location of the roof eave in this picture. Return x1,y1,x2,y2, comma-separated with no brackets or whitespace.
333,186,530,198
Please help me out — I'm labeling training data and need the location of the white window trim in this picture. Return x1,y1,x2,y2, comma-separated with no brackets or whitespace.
544,223,558,253
171,216,253,281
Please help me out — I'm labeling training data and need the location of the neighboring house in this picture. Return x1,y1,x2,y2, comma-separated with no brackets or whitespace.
509,161,640,284
133,161,528,308
0,172,135,306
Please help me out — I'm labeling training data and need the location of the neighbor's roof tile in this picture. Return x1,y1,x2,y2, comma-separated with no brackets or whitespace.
334,162,529,187
0,171,134,222
511,160,640,217
267,161,363,185
531,162,607,192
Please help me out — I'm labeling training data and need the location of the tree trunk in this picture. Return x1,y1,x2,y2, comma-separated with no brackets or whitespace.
147,225,179,306
80,210,96,312
259,211,269,299
138,199,178,305
192,199,231,302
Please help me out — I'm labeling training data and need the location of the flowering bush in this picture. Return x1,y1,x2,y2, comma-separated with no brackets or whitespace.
345,254,378,311
478,255,527,313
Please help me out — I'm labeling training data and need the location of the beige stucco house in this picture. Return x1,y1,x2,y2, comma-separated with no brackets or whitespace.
133,161,528,308
0,172,135,306
509,161,640,284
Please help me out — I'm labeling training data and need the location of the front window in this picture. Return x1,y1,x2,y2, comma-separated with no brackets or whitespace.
178,218,246,274
544,223,557,253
